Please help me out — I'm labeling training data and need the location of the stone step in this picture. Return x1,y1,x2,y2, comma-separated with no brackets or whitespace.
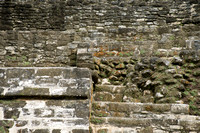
90,117,200,132
93,85,126,102
93,92,123,102
95,84,126,93
92,102,191,117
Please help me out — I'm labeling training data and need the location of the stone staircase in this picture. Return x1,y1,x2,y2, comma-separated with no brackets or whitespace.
90,84,200,133
93,85,126,102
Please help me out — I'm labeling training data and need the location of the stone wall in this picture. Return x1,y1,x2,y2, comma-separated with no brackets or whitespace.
0,0,200,133
91,50,200,132
0,0,200,67
0,67,91,133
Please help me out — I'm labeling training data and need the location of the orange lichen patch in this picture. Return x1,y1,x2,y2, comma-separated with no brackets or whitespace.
173,51,179,55
180,79,190,85
99,47,104,52
111,112,126,117
93,52,106,57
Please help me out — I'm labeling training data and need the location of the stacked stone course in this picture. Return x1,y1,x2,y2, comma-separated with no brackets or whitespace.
0,68,91,133
0,0,200,132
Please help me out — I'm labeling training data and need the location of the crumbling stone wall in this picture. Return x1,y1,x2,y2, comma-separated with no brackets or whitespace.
0,0,200,67
0,0,200,133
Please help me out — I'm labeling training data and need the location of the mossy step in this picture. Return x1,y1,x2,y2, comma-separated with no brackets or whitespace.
90,117,200,130
95,84,126,93
92,102,190,115
93,92,123,102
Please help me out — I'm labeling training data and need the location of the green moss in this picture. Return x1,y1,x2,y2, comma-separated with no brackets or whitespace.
119,53,124,57
0,127,6,133
184,63,196,69
189,101,198,110
154,51,161,56
164,79,177,84
193,71,200,76
97,129,108,133
90,117,105,124
140,49,146,55
183,91,190,96
5,56,17,61
185,70,192,73
11,116,18,121
92,103,101,110
190,90,198,97
92,111,108,117
169,35,175,40
22,61,31,66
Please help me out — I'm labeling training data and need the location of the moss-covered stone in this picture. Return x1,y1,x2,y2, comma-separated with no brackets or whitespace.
156,97,178,103
193,70,200,76
0,120,14,128
164,79,177,84
108,118,151,127
72,129,89,133
8,87,50,96
143,104,171,113
116,63,125,69
90,117,105,124
99,64,112,73
92,110,108,117
94,58,101,65
97,129,108,133
0,100,26,108
36,69,62,77
139,126,153,133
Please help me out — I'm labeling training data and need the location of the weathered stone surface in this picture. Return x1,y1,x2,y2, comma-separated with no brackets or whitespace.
108,117,151,127
32,129,50,133
1,0,200,132
0,67,91,97
1,100,90,132
52,129,61,133
171,104,189,114
72,129,89,133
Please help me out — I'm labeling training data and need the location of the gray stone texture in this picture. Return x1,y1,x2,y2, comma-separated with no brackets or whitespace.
0,67,91,97
0,0,200,132
0,0,199,67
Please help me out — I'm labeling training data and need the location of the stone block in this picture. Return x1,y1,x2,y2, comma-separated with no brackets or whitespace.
143,104,171,113
34,109,54,118
108,103,142,113
15,120,28,127
6,68,35,79
35,69,62,77
33,129,50,133
17,129,28,133
95,85,125,93
6,87,50,96
72,129,89,133
171,104,189,114
52,129,61,133
107,118,151,127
